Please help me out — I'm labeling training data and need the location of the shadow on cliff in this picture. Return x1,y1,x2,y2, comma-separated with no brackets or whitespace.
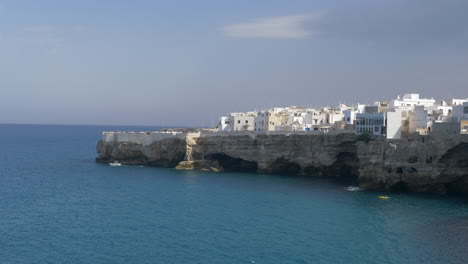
266,157,301,175
438,143,468,194
204,153,258,173
302,151,360,184
204,151,360,184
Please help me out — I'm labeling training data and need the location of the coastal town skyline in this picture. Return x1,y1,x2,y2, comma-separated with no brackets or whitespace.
217,93,468,138
1,0,468,126
2,1,468,263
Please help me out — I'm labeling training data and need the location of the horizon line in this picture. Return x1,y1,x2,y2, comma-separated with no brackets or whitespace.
0,122,191,128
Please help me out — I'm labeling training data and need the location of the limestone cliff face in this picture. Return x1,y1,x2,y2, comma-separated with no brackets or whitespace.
96,132,468,194
187,133,360,177
96,137,186,167
357,136,468,194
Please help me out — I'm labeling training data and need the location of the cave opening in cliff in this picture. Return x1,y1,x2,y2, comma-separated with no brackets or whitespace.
439,143,468,168
330,152,360,182
444,175,468,194
301,152,360,184
391,181,409,192
437,143,468,194
270,157,301,175
204,153,258,173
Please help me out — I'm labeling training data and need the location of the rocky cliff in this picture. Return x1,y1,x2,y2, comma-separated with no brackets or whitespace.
96,132,468,194
357,136,468,194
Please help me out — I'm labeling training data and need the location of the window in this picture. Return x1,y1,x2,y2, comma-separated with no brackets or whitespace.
464,107,468,114
237,120,240,124
374,119,384,126
245,120,248,124
374,127,379,132
347,117,350,121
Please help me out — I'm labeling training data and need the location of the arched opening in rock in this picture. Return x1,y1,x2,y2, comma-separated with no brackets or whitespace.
330,151,360,184
391,181,409,192
302,152,360,184
444,175,468,194
269,157,301,175
438,143,468,194
204,153,258,172
439,143,468,167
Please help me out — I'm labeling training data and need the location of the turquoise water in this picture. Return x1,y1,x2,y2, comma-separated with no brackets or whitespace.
0,124,467,264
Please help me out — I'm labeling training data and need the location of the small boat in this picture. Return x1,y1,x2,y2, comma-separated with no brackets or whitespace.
109,161,122,166
379,195,390,199
345,186,364,191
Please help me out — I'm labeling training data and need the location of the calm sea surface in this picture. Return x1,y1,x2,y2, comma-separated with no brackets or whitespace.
0,124,467,264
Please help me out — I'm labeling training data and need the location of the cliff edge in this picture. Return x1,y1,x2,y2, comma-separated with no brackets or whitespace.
96,131,468,194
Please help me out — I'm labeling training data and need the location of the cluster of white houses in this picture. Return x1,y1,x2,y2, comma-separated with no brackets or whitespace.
218,93,468,139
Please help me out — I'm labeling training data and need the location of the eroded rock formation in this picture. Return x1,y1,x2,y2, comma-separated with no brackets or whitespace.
96,132,468,194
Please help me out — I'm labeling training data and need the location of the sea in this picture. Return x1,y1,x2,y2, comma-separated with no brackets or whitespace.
0,124,467,264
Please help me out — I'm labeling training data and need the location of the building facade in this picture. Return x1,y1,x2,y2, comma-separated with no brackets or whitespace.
355,113,386,135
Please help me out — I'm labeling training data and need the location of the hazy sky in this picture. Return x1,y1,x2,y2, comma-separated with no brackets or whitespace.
1,0,467,126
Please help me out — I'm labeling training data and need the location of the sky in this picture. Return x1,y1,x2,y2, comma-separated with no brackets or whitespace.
0,0,467,126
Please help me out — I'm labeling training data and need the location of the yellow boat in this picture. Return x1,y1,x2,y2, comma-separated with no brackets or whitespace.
379,195,390,199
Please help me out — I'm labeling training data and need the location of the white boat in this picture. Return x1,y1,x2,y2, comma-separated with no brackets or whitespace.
345,186,364,191
109,161,122,166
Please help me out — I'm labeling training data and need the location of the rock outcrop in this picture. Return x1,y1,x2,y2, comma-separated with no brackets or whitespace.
96,131,468,194
96,137,186,167
357,136,468,194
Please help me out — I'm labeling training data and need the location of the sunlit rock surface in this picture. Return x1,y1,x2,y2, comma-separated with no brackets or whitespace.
96,132,468,194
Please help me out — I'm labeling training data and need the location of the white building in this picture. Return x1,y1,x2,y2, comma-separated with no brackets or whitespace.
408,106,430,135
386,110,406,139
216,93,467,136
230,112,256,131
452,102,468,122
288,112,305,125
344,110,358,125
291,122,311,131
443,98,468,106
328,112,345,124
254,111,268,132
219,116,233,132
390,93,435,108
311,113,327,128
355,113,386,135
436,106,453,117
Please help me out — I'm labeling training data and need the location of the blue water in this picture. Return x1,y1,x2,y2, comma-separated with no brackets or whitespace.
0,124,467,264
